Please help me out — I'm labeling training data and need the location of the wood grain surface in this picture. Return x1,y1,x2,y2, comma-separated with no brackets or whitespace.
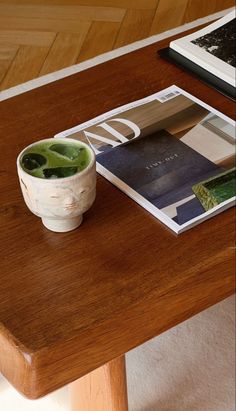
70,356,128,411
0,0,234,90
0,28,235,399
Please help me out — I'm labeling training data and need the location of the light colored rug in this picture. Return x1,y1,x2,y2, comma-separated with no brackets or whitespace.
0,7,235,411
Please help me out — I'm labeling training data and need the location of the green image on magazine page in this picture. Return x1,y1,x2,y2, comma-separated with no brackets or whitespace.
192,167,236,211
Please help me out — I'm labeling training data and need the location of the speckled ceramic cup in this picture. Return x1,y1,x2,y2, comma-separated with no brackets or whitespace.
17,138,96,232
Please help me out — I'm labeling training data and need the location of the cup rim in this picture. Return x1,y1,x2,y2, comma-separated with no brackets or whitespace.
17,137,96,183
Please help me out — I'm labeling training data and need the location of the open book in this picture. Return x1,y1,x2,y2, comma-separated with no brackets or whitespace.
55,85,236,234
160,10,236,100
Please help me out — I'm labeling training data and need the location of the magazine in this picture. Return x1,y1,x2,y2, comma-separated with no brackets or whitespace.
55,85,236,234
168,9,236,87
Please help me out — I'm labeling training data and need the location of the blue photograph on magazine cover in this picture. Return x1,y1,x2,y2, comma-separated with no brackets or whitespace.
97,130,222,225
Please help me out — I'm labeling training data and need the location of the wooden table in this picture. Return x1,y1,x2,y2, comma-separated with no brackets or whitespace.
0,27,235,411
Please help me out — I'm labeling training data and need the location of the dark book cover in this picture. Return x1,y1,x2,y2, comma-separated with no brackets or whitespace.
158,47,236,102
97,130,221,221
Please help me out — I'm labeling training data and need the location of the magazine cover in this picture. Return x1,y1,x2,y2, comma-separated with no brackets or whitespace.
169,9,236,87
55,85,236,233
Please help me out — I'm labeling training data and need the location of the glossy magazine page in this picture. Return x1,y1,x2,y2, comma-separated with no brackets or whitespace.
169,9,236,87
55,85,236,233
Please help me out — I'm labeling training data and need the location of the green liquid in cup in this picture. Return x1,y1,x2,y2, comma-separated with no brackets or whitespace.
20,140,91,179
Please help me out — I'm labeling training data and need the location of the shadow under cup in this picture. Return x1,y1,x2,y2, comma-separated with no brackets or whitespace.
17,138,96,233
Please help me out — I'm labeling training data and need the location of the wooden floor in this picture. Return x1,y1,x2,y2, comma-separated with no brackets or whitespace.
0,0,234,91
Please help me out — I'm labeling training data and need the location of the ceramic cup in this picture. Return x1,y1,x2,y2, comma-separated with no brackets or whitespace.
17,138,96,232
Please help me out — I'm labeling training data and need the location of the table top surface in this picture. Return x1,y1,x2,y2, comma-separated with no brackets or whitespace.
0,26,235,399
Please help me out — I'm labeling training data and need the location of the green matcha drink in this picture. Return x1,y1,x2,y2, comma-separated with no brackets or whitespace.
20,140,91,179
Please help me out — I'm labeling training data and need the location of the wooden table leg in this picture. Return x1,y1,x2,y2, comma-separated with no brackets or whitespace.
70,355,129,411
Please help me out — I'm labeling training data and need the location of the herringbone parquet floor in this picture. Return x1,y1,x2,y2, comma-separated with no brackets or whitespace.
0,0,234,91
